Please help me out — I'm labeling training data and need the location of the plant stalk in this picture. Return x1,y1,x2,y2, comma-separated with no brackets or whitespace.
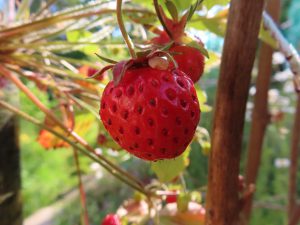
0,65,144,192
73,148,90,225
153,0,173,40
116,0,137,58
0,100,150,196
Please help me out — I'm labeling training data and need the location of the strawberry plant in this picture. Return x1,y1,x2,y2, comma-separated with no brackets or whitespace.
2,1,300,225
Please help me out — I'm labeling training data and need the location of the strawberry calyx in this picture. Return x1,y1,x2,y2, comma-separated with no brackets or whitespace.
94,49,179,85
153,0,202,42
151,0,209,59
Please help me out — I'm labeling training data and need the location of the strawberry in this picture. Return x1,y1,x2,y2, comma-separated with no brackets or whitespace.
99,61,200,161
101,214,121,225
97,133,107,145
150,30,205,83
169,45,205,83
149,0,207,83
166,194,177,204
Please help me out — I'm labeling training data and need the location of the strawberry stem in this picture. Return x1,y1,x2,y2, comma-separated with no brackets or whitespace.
153,0,173,40
0,64,148,196
0,99,151,197
73,148,90,225
116,0,137,59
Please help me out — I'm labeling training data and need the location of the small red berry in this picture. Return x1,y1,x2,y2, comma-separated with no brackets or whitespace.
166,194,177,204
101,214,121,225
97,134,107,145
150,32,205,83
151,31,171,45
0,76,7,88
79,65,105,81
100,67,200,161
170,45,205,83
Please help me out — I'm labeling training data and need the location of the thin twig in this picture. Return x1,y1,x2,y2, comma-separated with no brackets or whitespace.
73,148,90,225
263,12,300,92
116,0,137,58
32,0,58,20
0,65,144,192
243,2,280,223
0,100,150,196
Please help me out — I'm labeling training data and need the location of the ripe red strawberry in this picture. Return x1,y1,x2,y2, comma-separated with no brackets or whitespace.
170,45,205,83
149,0,207,83
100,66,200,161
101,214,121,225
150,31,205,83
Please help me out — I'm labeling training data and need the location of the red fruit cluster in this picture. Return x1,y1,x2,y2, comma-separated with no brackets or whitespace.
100,67,200,161
101,214,121,225
151,31,205,83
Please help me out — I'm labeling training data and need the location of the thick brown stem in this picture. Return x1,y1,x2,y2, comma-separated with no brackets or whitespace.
243,1,281,223
289,204,300,225
288,95,300,222
205,0,264,225
0,117,22,225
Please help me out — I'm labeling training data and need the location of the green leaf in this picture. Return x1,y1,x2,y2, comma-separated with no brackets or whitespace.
186,0,203,21
259,23,278,49
195,87,207,104
202,0,229,10
82,44,99,55
200,140,211,155
127,12,157,25
177,192,191,212
131,0,154,9
186,40,209,58
201,104,212,113
190,191,202,203
195,127,211,156
172,0,195,12
189,16,226,36
165,0,179,21
205,51,221,72
151,148,190,183
95,53,118,64
16,0,32,20
66,30,92,42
